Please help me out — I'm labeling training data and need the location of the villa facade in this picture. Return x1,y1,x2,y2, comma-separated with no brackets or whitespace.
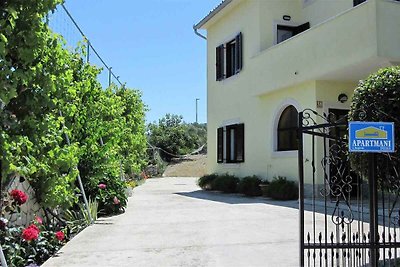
194,0,400,185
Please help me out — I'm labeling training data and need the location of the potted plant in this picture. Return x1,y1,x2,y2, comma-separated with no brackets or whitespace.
259,180,270,197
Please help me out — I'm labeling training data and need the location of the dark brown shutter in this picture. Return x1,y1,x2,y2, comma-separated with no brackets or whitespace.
294,22,310,36
235,124,244,162
235,32,243,73
216,44,224,81
217,127,223,163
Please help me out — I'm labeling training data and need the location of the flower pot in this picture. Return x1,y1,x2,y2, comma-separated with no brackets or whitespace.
259,184,270,197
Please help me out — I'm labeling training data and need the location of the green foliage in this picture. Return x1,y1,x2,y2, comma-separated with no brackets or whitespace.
147,114,206,161
268,177,298,200
0,0,147,213
198,174,218,190
64,198,98,236
237,176,262,197
211,174,239,193
349,66,400,182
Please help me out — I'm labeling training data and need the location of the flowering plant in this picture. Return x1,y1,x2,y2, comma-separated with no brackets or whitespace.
1,190,67,266
55,231,65,241
10,189,28,205
22,224,40,241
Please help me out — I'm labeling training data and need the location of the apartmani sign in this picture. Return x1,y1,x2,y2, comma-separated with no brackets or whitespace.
349,122,395,153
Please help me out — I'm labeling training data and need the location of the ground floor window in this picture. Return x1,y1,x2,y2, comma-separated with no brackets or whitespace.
217,123,244,163
277,105,298,151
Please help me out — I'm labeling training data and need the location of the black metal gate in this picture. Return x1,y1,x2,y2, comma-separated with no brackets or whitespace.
299,109,400,267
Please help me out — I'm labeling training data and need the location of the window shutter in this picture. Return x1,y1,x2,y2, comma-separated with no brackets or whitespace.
235,124,244,162
294,22,310,36
235,32,243,73
217,127,223,163
226,126,232,163
216,44,224,81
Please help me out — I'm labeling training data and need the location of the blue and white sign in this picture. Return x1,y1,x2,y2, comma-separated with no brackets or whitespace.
349,122,395,153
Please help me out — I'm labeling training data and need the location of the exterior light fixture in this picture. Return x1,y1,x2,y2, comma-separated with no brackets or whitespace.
283,15,291,21
338,93,348,103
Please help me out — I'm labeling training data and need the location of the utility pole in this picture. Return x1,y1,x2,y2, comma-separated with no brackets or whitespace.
196,98,199,124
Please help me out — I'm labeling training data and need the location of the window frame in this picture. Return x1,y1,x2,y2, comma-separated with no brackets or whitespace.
277,105,299,152
217,123,244,164
215,32,243,81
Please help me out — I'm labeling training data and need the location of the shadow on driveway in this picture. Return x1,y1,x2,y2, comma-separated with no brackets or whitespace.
175,190,299,209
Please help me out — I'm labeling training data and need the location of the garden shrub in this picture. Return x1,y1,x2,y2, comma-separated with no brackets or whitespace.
211,174,239,193
237,176,262,197
198,174,218,190
1,189,67,267
349,66,400,185
268,176,298,200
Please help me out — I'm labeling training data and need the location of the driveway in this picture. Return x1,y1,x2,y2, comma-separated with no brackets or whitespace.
43,177,300,267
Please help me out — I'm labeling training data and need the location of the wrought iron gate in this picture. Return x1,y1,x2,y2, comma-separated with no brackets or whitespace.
299,109,400,267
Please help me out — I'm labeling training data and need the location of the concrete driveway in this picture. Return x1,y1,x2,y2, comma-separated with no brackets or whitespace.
43,177,300,267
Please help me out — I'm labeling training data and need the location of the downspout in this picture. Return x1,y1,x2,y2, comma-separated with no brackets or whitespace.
193,25,207,40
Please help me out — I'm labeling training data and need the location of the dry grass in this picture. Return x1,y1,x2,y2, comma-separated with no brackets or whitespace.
162,154,207,177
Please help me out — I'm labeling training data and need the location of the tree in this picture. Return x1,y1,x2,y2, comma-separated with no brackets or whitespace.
147,114,206,161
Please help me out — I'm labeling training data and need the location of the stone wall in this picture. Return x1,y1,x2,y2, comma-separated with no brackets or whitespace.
2,175,43,227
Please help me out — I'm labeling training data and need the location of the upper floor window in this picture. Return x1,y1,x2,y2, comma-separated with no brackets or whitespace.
217,123,244,163
353,0,366,6
276,22,310,44
216,32,243,81
277,106,298,151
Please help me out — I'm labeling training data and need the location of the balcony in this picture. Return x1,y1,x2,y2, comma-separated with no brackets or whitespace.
250,0,400,96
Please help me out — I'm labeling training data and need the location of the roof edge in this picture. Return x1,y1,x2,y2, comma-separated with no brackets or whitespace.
194,0,233,30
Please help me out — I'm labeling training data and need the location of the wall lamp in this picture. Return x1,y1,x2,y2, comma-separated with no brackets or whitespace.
338,93,348,103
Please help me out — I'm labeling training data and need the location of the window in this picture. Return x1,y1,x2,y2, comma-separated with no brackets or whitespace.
353,0,366,6
277,106,298,151
276,22,310,44
217,124,244,163
215,32,243,81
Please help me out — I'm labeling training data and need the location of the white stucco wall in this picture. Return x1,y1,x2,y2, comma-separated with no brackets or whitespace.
202,0,400,184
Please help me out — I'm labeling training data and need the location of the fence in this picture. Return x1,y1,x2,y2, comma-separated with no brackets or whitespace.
47,3,125,88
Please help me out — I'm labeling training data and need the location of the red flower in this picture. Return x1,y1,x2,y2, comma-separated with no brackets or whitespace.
22,224,40,241
98,183,106,189
113,196,120,205
55,231,65,241
10,189,28,205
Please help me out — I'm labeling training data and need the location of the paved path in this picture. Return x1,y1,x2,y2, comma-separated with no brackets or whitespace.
43,177,301,267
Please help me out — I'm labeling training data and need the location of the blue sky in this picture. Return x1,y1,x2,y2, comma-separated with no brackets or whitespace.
56,0,221,124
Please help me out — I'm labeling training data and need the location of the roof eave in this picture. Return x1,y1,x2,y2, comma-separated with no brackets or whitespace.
194,0,233,30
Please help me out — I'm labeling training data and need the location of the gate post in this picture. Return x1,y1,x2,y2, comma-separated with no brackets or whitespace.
298,111,305,267
368,153,378,267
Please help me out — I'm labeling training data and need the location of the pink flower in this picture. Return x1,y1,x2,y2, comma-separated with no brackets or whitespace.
98,183,106,189
55,231,65,241
10,189,28,205
22,224,40,241
113,196,120,205
35,216,43,224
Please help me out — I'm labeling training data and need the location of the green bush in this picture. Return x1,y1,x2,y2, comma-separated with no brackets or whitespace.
211,174,239,193
237,176,262,196
349,66,400,184
268,177,298,200
198,174,218,190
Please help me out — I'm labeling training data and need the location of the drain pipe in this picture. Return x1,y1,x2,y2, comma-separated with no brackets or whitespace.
193,25,207,40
